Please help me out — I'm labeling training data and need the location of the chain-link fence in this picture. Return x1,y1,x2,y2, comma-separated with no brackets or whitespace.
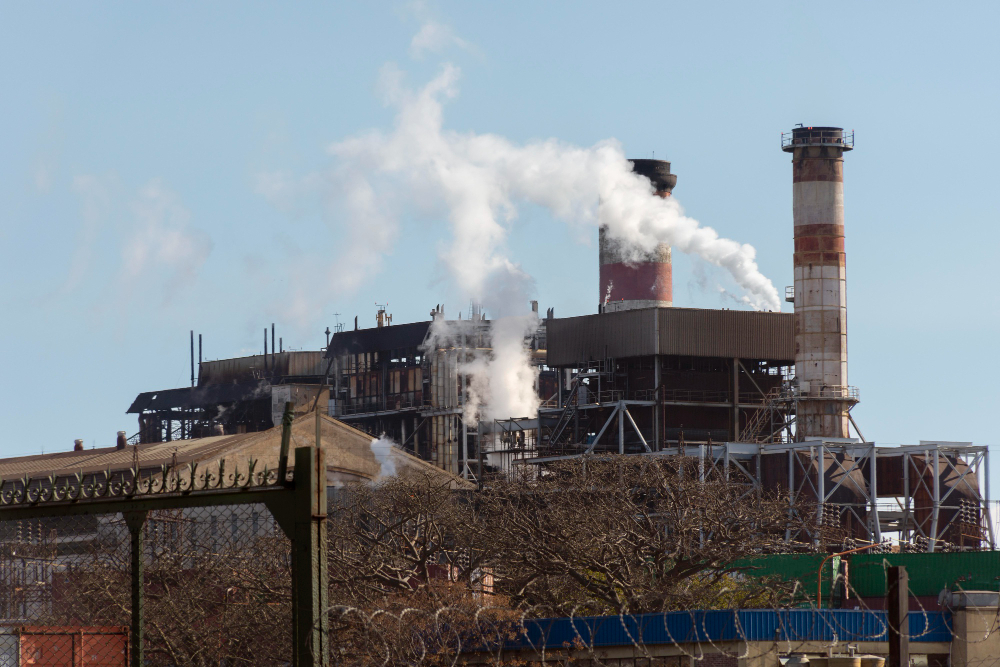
2,444,1000,666
0,504,292,666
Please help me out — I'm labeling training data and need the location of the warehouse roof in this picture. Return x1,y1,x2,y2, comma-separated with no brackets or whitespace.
0,413,471,489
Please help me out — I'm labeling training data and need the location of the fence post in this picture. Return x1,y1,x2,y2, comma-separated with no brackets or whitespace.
887,565,909,667
123,510,148,667
292,446,329,667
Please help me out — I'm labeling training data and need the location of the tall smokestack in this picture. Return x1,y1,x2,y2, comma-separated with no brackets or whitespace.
782,126,857,439
599,159,676,312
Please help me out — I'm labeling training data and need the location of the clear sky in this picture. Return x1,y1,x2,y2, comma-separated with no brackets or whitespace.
1,2,998,483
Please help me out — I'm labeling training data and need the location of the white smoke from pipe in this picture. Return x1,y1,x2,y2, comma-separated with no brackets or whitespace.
370,436,398,480
331,63,780,312
262,51,781,425
425,314,540,424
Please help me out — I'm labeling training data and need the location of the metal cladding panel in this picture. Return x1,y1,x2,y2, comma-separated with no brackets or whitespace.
510,610,951,650
198,355,271,385
849,552,1000,598
285,351,326,377
199,352,325,385
546,308,794,366
658,308,794,360
545,309,658,366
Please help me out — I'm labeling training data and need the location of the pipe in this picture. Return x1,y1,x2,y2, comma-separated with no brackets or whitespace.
190,330,195,387
198,334,202,385
929,447,940,552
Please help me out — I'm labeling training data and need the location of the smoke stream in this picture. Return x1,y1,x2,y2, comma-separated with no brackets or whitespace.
331,63,781,312
370,436,398,480
261,53,781,424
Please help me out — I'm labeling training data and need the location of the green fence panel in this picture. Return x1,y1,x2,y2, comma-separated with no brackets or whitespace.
847,552,1000,598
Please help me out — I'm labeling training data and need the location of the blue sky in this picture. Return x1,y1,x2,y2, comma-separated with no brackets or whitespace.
0,2,997,482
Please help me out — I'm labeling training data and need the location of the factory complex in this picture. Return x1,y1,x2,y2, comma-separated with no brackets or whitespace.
114,126,992,555
0,125,996,667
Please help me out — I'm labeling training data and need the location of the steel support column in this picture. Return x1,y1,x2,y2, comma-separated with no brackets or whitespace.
124,510,147,667
294,446,329,666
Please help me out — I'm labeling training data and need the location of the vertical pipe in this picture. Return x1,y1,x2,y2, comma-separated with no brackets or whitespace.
654,355,661,451
617,400,624,455
903,453,911,544
461,327,469,479
557,367,563,409
785,449,795,543
315,407,321,450
816,444,825,541
280,337,283,354
190,330,195,387
985,448,996,549
732,357,739,440
929,446,940,552
264,329,269,372
271,323,276,374
870,444,882,542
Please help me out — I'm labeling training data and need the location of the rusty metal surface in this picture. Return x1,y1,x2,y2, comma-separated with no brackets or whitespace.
629,158,676,194
199,351,326,385
546,308,794,367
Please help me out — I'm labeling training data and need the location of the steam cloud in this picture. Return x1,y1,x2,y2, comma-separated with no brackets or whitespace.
370,436,398,480
330,63,780,312
424,314,541,423
260,45,780,425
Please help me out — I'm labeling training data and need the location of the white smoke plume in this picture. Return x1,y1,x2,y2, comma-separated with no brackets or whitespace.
261,47,781,424
332,63,780,311
424,314,540,424
370,436,398,480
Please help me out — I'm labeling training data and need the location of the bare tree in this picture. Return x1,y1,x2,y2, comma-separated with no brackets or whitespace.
13,457,803,666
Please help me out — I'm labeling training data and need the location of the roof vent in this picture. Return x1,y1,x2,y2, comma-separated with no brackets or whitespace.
116,431,127,450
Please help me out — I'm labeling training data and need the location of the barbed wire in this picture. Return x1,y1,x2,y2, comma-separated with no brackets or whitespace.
0,456,996,665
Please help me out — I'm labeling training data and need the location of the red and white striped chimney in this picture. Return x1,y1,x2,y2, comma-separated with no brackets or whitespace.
599,159,676,312
782,126,857,440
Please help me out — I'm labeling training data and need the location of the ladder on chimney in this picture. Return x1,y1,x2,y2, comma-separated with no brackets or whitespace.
738,386,784,443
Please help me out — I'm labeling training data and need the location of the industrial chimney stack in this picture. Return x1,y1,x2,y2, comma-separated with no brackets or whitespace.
599,159,676,312
782,126,857,440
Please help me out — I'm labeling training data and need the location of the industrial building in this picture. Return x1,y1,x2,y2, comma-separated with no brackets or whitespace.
122,127,993,552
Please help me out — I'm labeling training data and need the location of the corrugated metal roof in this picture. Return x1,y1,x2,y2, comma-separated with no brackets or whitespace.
126,380,269,413
510,609,951,650
0,413,471,489
546,307,794,366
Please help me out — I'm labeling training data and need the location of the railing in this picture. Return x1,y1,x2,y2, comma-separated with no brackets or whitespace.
335,393,422,416
794,384,860,401
781,128,854,149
